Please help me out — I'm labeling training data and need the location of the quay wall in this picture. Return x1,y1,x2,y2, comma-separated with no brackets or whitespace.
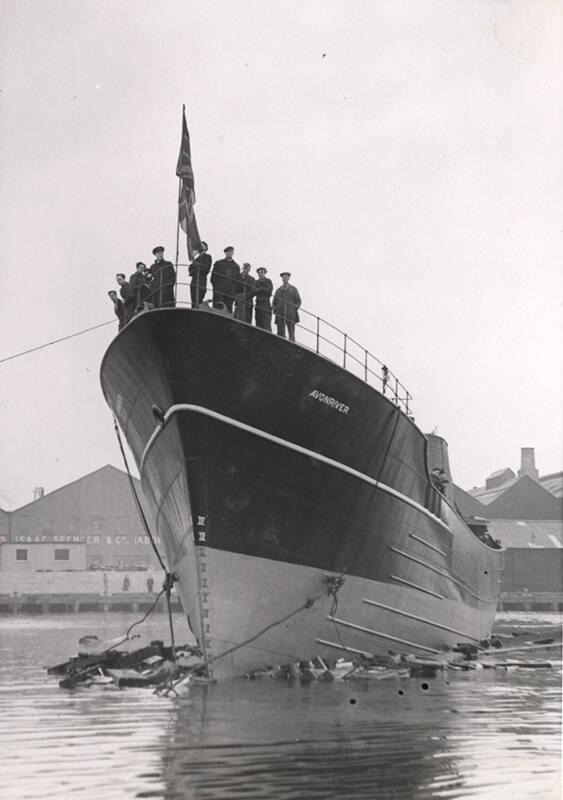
0,570,162,596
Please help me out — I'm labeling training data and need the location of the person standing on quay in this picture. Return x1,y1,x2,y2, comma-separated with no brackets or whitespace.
273,272,301,341
149,246,176,308
189,241,211,308
211,246,240,313
254,267,273,331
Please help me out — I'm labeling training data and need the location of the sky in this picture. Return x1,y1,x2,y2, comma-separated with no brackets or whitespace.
0,0,561,509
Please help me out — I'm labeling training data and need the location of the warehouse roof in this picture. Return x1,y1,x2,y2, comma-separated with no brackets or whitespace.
467,474,562,519
488,519,563,549
540,471,563,498
470,478,518,504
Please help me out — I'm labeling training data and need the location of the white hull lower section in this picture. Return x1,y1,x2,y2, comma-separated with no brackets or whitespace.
173,544,497,680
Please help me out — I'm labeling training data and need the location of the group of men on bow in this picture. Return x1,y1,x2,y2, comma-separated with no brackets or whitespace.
108,245,176,328
190,244,301,340
109,244,302,341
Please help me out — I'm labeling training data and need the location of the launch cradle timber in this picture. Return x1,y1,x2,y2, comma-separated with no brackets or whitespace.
100,304,504,680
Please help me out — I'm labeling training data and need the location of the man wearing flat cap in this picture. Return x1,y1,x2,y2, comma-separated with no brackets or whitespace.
210,246,240,313
273,272,301,341
149,246,176,308
254,267,273,331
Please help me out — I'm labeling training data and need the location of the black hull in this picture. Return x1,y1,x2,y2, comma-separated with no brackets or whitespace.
100,309,502,674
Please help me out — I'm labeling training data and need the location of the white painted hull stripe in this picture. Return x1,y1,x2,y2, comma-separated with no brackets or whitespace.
362,598,479,641
140,403,451,531
328,615,441,654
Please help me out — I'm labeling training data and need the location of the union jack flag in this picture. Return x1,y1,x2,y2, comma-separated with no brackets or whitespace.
176,108,202,260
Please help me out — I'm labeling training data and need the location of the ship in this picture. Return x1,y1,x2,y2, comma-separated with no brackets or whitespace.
100,112,503,679
100,301,503,679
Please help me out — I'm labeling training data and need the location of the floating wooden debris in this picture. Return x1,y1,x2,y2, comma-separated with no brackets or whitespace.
48,639,203,690
481,660,554,670
48,631,561,691
243,633,561,683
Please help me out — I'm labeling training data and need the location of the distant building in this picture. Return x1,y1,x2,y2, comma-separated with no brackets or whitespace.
0,465,161,572
1,542,86,572
0,508,10,546
485,520,562,594
454,448,562,595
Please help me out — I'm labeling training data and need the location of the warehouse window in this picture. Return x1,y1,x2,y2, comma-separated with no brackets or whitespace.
16,549,28,561
54,549,70,561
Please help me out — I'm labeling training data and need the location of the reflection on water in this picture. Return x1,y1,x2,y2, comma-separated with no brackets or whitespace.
0,612,560,799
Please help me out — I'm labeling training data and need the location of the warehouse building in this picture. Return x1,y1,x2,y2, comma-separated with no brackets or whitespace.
455,448,562,597
0,465,161,572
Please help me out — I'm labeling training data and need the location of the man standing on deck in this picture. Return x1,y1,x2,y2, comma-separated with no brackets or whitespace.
128,262,151,312
116,273,136,324
273,272,301,341
149,246,176,308
211,246,240,313
234,263,256,323
254,267,273,331
108,290,124,329
188,241,212,308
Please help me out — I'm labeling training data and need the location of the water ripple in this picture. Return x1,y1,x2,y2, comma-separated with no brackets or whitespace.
0,611,560,799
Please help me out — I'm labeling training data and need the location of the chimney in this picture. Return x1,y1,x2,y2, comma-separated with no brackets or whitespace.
33,486,45,501
517,448,539,480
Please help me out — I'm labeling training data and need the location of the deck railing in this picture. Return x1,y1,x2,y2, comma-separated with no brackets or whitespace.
121,266,413,415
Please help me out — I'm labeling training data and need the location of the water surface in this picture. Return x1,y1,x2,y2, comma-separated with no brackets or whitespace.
0,611,560,799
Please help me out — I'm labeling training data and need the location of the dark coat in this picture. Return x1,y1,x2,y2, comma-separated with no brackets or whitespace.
118,281,135,324
129,271,151,308
111,296,124,328
211,258,241,298
255,277,273,307
236,273,256,305
273,284,301,323
234,273,256,321
189,252,212,284
149,259,176,307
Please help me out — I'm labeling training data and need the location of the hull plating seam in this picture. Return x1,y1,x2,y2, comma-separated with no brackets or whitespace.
328,615,441,654
408,531,450,558
389,574,445,600
362,598,479,641
389,545,497,604
140,403,451,532
315,639,374,657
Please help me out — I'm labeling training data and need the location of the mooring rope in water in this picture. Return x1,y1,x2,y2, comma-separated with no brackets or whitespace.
112,415,178,664
124,588,168,640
